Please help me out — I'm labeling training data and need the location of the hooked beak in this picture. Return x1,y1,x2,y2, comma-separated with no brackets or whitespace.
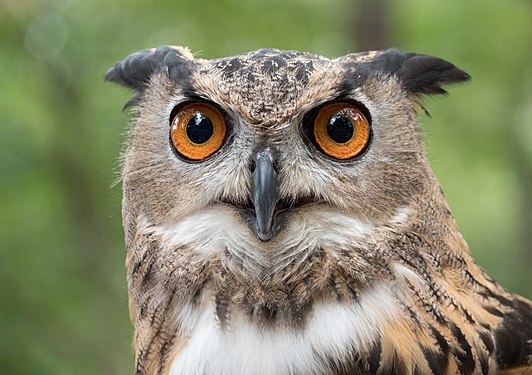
234,147,316,241
251,148,278,242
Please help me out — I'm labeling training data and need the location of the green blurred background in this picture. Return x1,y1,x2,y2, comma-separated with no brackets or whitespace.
1,0,531,373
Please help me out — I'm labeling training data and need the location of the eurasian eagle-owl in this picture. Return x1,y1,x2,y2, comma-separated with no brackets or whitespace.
105,46,532,375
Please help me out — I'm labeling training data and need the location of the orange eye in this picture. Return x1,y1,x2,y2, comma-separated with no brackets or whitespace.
312,102,370,160
170,102,227,160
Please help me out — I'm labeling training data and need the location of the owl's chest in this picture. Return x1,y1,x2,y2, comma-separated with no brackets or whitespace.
169,284,398,375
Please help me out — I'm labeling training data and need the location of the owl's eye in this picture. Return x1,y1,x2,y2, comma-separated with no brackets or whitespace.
170,102,227,160
312,102,370,160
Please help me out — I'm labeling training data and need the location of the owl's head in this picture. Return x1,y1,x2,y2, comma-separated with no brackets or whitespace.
106,46,468,263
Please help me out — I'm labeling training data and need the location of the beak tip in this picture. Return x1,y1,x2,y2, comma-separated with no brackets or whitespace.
257,231,273,242
255,224,274,242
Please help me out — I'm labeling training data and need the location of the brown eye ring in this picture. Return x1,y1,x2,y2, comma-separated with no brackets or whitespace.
170,101,227,161
311,101,371,160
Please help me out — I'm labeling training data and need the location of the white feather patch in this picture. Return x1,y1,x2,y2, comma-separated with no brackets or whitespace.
141,205,375,275
169,283,398,375
393,263,425,288
390,206,412,224
144,205,374,255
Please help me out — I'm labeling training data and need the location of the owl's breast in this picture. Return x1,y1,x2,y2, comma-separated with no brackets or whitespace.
169,283,399,375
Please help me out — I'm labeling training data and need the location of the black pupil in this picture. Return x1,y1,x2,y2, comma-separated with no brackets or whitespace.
326,114,354,143
186,113,214,144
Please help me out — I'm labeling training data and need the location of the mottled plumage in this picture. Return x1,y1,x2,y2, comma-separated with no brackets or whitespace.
105,46,532,375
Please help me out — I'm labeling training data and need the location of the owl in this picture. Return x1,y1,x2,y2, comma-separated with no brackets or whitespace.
105,46,532,375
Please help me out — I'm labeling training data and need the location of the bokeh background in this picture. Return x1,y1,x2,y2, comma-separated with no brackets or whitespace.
1,0,531,373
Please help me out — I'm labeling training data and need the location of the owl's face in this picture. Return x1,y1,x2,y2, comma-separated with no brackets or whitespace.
109,47,468,274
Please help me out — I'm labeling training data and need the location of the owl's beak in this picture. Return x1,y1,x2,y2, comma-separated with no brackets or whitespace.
251,148,278,242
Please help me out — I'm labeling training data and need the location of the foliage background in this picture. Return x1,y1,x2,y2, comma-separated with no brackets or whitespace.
1,0,531,373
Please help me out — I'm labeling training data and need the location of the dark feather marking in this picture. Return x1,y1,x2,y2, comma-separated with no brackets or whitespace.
494,297,532,370
138,289,177,369
337,63,363,96
368,339,381,374
450,323,475,375
160,246,200,294
346,281,360,301
479,354,489,375
478,286,515,309
423,327,450,374
135,349,146,374
156,326,178,375
378,353,408,375
478,331,495,355
131,239,158,278
220,58,242,74
484,305,504,317
139,252,158,291
494,293,515,308
214,289,230,328
461,307,475,324
294,63,310,82
322,349,366,375
138,298,149,320
432,325,451,356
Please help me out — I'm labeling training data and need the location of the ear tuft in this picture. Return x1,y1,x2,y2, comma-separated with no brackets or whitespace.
359,49,471,97
397,52,471,96
104,46,194,97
